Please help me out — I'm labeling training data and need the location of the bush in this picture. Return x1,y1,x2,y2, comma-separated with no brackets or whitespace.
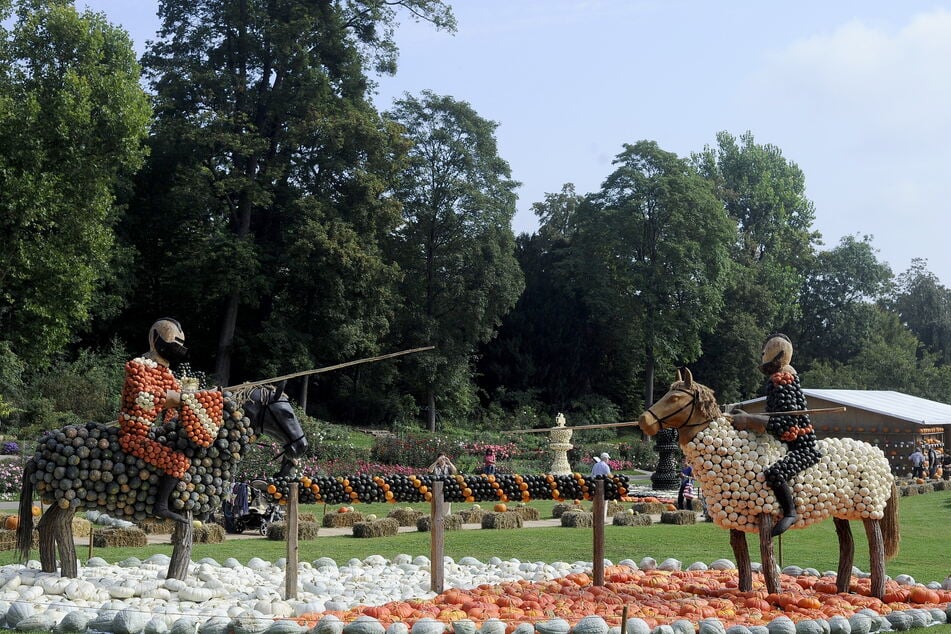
0,441,19,455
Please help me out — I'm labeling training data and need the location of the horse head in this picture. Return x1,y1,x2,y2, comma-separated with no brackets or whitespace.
637,368,722,445
241,381,308,477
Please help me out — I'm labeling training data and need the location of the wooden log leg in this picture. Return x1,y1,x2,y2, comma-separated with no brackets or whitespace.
167,513,194,581
759,514,780,595
55,507,78,578
36,506,60,574
863,518,886,599
730,529,752,592
833,518,854,593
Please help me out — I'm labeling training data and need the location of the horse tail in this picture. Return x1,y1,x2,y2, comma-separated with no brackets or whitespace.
16,459,37,563
881,481,900,560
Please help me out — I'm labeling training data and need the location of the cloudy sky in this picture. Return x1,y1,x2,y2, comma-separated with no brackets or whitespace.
79,1,951,285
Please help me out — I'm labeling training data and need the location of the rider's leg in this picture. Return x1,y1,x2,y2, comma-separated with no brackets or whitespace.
766,472,798,536
153,473,188,523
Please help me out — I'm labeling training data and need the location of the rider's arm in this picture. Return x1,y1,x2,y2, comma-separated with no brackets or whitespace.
727,410,767,433
165,390,181,409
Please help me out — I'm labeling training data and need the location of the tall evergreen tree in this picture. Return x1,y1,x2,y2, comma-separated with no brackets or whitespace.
386,91,523,431
123,0,454,385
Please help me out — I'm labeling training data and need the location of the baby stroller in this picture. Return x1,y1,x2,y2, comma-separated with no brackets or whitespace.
226,480,285,535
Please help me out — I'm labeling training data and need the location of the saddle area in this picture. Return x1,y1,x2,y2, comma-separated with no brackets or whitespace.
685,417,893,534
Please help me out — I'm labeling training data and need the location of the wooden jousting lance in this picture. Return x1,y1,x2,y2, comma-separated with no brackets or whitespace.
502,406,846,434
222,346,434,392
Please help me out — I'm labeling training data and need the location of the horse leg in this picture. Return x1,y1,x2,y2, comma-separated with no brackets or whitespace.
167,512,194,581
758,514,780,594
54,506,78,578
730,529,752,591
863,518,886,599
36,505,60,573
834,518,854,593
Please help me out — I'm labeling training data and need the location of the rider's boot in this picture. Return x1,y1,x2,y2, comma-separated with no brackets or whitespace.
153,474,188,524
769,478,798,536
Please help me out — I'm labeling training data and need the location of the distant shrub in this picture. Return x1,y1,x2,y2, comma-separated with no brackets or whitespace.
0,441,18,455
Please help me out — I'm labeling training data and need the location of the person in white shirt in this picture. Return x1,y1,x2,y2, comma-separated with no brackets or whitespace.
591,452,612,477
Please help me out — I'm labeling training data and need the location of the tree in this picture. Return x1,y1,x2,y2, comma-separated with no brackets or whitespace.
0,0,150,366
887,259,951,366
793,235,893,367
691,131,821,401
572,140,734,409
386,91,524,431
127,0,455,386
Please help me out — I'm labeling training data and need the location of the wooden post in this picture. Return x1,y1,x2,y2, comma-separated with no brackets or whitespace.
729,529,751,591
593,480,605,586
87,528,94,562
167,513,194,581
430,480,445,593
620,606,628,634
758,514,779,594
285,483,299,600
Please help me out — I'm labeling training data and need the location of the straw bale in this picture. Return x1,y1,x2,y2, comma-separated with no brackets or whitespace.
918,484,934,494
606,500,625,516
93,527,148,548
193,523,225,544
513,506,540,521
932,480,947,491
417,513,463,532
631,502,668,514
299,512,318,523
0,528,38,551
387,508,423,526
901,486,918,497
612,513,652,527
458,507,486,523
481,511,523,530
560,510,593,528
660,510,696,525
71,517,92,538
322,511,365,528
552,502,586,518
266,521,320,541
138,517,177,534
352,518,400,538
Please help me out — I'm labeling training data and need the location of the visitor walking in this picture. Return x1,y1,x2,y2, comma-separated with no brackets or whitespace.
909,446,925,479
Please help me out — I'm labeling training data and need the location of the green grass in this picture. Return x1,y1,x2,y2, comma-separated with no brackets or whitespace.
4,491,949,585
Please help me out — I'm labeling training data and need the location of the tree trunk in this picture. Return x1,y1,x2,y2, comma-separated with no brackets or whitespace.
299,377,308,413
427,388,436,432
643,352,655,407
214,183,254,385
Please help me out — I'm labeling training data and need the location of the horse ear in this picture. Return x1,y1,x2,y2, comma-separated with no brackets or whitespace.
682,367,693,386
675,368,683,382
273,381,286,401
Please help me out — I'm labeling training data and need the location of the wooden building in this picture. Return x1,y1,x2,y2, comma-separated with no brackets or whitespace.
732,390,950,474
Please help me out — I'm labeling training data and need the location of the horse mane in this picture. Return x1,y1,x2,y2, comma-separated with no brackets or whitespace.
670,379,722,421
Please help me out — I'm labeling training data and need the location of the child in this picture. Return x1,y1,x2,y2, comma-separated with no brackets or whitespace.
483,449,496,475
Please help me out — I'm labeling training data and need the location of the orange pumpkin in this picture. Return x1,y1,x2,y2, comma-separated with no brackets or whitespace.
493,503,507,512
4,515,19,530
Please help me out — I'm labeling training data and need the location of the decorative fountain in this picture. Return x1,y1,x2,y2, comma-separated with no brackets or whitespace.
548,413,574,475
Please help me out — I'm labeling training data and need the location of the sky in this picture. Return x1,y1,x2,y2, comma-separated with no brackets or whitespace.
77,0,951,285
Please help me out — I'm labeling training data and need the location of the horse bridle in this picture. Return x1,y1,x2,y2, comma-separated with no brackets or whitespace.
644,386,704,430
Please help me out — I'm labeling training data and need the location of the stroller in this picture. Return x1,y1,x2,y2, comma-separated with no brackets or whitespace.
225,480,285,535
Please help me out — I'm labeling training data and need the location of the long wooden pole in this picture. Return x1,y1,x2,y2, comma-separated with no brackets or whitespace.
430,480,445,593
503,407,847,434
285,483,299,600
223,346,434,391
593,480,605,587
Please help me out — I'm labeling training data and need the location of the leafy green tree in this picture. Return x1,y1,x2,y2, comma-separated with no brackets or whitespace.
386,91,524,431
692,131,821,401
886,259,951,365
792,235,893,368
0,0,150,366
126,0,454,386
572,140,734,409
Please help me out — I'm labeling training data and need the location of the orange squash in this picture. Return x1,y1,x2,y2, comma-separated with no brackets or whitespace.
493,503,507,512
4,515,19,530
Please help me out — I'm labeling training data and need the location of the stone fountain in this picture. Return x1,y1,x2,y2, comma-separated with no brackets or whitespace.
549,413,574,475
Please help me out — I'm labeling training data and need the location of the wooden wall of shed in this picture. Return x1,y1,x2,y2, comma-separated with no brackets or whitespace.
737,396,947,473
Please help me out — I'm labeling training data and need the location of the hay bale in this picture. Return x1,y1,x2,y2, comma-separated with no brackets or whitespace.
613,513,652,527
322,511,365,528
417,514,463,532
387,508,423,526
552,502,586,518
266,521,320,541
606,500,626,516
71,517,92,538
918,484,934,494
932,480,946,491
352,518,400,538
299,512,317,523
193,523,225,544
481,511,524,530
660,510,696,525
93,527,148,548
513,505,540,521
901,486,918,497
0,528,38,551
560,510,593,528
631,502,668,514
138,517,177,535
458,507,486,524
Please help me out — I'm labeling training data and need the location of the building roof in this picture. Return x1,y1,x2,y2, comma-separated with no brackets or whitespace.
736,389,951,426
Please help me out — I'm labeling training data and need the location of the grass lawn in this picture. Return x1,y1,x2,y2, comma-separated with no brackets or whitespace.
5,491,948,584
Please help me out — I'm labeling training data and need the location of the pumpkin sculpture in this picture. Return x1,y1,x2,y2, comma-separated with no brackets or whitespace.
638,368,899,599
16,385,307,580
